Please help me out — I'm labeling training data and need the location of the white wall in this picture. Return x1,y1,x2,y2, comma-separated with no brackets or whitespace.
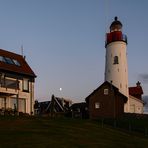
0,77,35,115
129,95,144,114
105,41,129,98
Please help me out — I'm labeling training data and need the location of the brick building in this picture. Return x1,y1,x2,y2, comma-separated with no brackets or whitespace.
85,81,127,119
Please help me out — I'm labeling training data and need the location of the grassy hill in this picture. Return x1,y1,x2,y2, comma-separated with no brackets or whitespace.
0,116,148,148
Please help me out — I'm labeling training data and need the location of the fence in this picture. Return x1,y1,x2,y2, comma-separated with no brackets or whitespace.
98,113,148,136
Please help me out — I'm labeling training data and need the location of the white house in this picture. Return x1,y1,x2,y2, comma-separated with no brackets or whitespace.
0,49,36,115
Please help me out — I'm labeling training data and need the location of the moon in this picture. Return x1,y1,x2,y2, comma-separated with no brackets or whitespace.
59,88,62,91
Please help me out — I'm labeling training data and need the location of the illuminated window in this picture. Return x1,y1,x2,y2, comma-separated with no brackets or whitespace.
95,102,100,109
104,89,108,95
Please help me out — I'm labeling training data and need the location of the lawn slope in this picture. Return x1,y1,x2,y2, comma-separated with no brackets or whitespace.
0,117,148,148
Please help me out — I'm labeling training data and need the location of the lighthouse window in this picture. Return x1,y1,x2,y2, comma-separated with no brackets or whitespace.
95,102,100,109
120,83,122,88
114,56,119,64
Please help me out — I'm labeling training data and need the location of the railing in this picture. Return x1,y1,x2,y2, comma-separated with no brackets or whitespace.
105,31,127,47
0,78,19,90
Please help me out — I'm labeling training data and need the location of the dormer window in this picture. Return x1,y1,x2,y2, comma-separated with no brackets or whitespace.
0,56,20,66
12,59,21,66
0,56,5,62
4,57,14,65
114,56,119,64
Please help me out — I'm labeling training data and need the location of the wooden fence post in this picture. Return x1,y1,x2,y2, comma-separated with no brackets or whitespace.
128,122,131,132
145,128,147,136
114,120,117,128
101,118,104,128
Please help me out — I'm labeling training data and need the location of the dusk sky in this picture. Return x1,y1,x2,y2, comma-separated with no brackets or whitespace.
0,0,148,102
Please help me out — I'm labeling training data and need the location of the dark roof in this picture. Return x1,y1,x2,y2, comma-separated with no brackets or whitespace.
0,49,36,77
129,87,143,96
39,101,50,108
85,81,127,102
110,16,122,30
129,81,143,96
71,102,87,109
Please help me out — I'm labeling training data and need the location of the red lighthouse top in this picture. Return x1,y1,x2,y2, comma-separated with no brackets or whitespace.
105,17,127,47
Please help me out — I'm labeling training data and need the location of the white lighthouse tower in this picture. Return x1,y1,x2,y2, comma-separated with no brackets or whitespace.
105,17,129,112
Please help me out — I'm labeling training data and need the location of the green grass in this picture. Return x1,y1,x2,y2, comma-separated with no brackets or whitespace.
0,116,148,148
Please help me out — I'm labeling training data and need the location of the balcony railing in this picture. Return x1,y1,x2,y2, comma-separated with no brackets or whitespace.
0,78,19,90
105,31,127,47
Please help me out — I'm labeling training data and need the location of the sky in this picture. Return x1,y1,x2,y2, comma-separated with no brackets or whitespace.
0,0,148,102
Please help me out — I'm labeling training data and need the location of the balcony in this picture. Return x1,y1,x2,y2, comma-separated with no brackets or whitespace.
0,78,19,95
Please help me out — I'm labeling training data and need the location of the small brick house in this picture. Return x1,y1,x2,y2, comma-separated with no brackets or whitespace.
70,102,89,118
85,81,127,119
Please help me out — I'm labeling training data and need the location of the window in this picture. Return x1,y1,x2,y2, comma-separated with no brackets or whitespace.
120,83,122,88
19,99,26,113
0,56,5,62
23,79,29,92
12,59,20,66
0,56,3,62
4,57,14,65
113,56,119,64
104,89,108,95
0,56,20,66
95,102,100,109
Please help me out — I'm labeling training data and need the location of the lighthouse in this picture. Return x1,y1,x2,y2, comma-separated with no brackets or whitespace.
105,17,129,112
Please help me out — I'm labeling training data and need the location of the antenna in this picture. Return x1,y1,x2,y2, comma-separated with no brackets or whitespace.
21,45,24,57
21,45,26,59
105,0,109,32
